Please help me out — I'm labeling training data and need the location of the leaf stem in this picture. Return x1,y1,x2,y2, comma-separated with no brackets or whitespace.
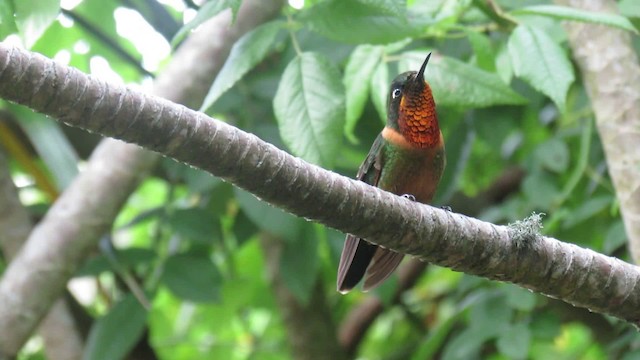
554,118,591,207
286,13,303,56
472,0,519,29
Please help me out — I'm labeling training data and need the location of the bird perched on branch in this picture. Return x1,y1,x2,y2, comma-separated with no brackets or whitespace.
337,53,446,293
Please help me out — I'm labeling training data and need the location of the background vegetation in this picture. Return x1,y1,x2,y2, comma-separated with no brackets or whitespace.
1,0,639,359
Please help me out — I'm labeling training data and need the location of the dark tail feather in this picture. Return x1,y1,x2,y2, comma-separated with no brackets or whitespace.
337,235,377,293
362,248,404,291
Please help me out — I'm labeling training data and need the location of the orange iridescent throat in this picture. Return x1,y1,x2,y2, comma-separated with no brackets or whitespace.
397,82,440,148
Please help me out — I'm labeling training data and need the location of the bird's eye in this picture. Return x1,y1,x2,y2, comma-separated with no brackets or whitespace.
392,88,402,99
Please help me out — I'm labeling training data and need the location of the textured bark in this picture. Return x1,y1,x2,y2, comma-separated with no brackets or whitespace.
38,300,85,360
261,235,347,360
0,149,31,258
0,141,153,358
554,0,640,262
0,149,84,359
0,0,285,355
0,44,638,326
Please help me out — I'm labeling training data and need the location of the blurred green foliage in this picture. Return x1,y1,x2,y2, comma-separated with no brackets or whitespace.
2,0,639,359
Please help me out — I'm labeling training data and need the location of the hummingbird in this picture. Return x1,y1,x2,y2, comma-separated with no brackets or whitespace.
337,53,446,293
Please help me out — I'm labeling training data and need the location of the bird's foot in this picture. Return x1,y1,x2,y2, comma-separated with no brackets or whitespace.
401,194,416,202
441,205,452,212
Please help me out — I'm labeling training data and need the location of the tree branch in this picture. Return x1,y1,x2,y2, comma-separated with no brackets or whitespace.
0,149,84,359
0,44,638,333
0,0,286,355
0,149,32,258
553,0,640,263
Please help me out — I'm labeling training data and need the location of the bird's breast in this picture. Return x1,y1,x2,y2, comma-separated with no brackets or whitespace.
378,141,446,204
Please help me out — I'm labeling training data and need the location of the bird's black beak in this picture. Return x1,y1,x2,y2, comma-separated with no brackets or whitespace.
416,52,431,85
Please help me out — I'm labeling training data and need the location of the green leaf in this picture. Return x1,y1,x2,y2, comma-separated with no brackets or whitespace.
273,52,345,167
161,253,222,302
508,25,575,110
234,188,304,242
14,106,79,189
14,0,59,48
183,167,221,193
399,52,527,108
171,0,242,46
465,30,496,72
370,61,390,123
200,20,283,111
304,0,416,44
522,171,560,210
497,322,531,359
495,44,513,84
562,196,612,229
84,295,147,360
384,38,412,53
530,312,561,340
620,0,640,19
535,138,570,173
469,294,512,337
279,227,319,305
76,248,156,277
512,5,638,34
411,311,465,360
0,1,17,39
503,285,537,311
441,327,487,360
232,209,259,245
343,45,384,142
435,116,474,203
356,0,406,16
603,221,627,254
167,208,221,244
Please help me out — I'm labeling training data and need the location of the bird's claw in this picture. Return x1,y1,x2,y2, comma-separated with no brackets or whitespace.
401,194,416,202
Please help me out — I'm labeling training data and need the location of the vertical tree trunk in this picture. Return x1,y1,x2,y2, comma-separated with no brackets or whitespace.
555,0,640,262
